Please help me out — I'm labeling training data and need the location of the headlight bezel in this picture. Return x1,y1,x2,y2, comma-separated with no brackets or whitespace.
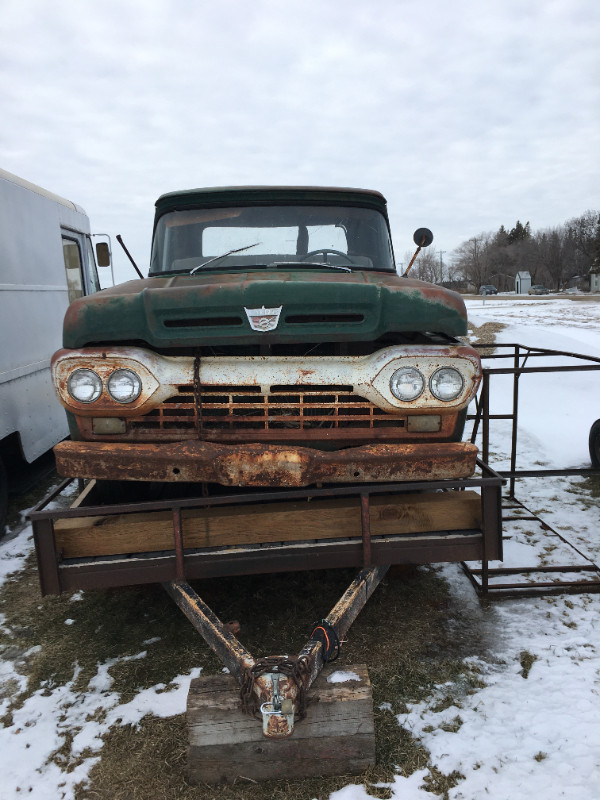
429,367,465,402
53,349,161,414
66,368,103,404
106,368,143,404
389,366,425,402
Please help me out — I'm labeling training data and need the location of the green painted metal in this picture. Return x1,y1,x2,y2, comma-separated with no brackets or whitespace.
62,186,467,349
62,270,467,349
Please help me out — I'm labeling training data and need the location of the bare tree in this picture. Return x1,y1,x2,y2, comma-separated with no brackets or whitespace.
410,248,441,283
453,233,493,288
544,229,566,290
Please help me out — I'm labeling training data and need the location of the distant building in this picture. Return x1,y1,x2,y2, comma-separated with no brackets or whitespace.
590,265,600,293
515,271,531,294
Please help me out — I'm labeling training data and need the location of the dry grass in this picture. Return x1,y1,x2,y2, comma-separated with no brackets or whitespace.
1,551,492,799
467,320,507,354
519,650,538,679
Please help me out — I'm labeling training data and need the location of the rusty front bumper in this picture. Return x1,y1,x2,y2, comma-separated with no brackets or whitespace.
54,440,478,487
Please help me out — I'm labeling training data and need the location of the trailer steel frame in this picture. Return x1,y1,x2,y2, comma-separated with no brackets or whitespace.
463,343,600,597
30,463,504,737
30,461,504,596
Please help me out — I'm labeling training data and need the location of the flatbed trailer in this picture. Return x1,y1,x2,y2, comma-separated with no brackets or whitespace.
29,463,503,782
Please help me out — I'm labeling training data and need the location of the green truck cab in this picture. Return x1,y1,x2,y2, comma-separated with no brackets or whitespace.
51,186,481,488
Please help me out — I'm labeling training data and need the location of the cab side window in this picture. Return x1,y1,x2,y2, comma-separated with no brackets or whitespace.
62,237,84,303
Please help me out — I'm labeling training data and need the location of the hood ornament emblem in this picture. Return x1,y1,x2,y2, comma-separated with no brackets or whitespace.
244,306,282,332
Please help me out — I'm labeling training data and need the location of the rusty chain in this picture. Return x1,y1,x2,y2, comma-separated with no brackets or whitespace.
193,351,203,438
240,655,313,719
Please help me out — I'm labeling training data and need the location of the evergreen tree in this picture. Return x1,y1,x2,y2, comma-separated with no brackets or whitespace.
507,220,531,244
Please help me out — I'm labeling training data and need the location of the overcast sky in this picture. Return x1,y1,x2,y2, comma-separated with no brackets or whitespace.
2,0,599,283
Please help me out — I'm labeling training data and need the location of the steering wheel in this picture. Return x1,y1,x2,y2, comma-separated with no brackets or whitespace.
301,249,357,265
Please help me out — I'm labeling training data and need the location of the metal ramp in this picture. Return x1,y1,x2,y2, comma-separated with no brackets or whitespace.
464,343,600,599
462,495,600,598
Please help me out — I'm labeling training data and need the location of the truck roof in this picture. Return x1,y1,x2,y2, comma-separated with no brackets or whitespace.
155,186,388,217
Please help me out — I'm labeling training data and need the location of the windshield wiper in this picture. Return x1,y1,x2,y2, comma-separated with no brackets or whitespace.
268,261,352,273
189,242,261,274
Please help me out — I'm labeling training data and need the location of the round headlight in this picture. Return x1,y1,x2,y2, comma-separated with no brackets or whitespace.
390,367,425,401
430,367,464,401
67,369,102,403
107,369,142,403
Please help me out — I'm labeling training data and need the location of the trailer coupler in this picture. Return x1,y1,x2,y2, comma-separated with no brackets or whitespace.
164,563,388,738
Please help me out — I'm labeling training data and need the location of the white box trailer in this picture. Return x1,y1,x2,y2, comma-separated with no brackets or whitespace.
0,168,109,530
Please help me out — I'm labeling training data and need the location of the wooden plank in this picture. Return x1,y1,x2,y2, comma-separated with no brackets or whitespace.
53,490,482,559
69,479,97,509
186,663,375,783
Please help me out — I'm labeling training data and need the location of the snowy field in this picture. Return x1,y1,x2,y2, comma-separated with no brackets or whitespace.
0,296,599,799
331,297,600,800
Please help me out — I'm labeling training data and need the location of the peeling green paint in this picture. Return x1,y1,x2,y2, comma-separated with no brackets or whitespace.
63,270,467,349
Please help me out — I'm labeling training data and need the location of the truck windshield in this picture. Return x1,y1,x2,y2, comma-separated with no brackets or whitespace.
149,205,395,274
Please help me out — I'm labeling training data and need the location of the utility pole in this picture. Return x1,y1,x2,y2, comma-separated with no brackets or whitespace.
439,251,445,284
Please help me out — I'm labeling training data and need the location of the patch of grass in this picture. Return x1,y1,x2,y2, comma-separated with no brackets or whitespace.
423,768,465,799
519,650,538,679
534,751,548,762
371,706,430,782
0,555,207,711
568,475,600,500
468,321,506,353
440,716,463,733
563,476,600,512
430,695,460,714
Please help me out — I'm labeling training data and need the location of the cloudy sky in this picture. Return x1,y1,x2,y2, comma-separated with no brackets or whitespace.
1,0,598,283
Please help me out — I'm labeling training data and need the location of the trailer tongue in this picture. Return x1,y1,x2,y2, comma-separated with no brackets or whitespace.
165,565,387,741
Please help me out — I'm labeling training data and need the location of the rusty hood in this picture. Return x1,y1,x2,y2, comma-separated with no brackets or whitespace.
62,270,468,348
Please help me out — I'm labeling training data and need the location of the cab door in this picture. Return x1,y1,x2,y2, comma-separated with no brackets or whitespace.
61,230,101,302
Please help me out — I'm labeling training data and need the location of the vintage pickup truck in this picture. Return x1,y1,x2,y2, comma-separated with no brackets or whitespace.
35,188,504,774
50,186,482,490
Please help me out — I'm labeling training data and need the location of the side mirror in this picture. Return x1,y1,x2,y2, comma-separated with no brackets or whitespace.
403,228,434,276
413,228,434,248
96,242,111,267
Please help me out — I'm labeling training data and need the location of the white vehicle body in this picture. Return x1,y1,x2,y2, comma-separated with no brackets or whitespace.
0,168,102,504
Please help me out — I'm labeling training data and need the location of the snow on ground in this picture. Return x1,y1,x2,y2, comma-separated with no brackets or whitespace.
402,581,599,799
467,295,600,468
334,296,600,799
0,296,598,799
0,523,202,798
2,653,201,799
